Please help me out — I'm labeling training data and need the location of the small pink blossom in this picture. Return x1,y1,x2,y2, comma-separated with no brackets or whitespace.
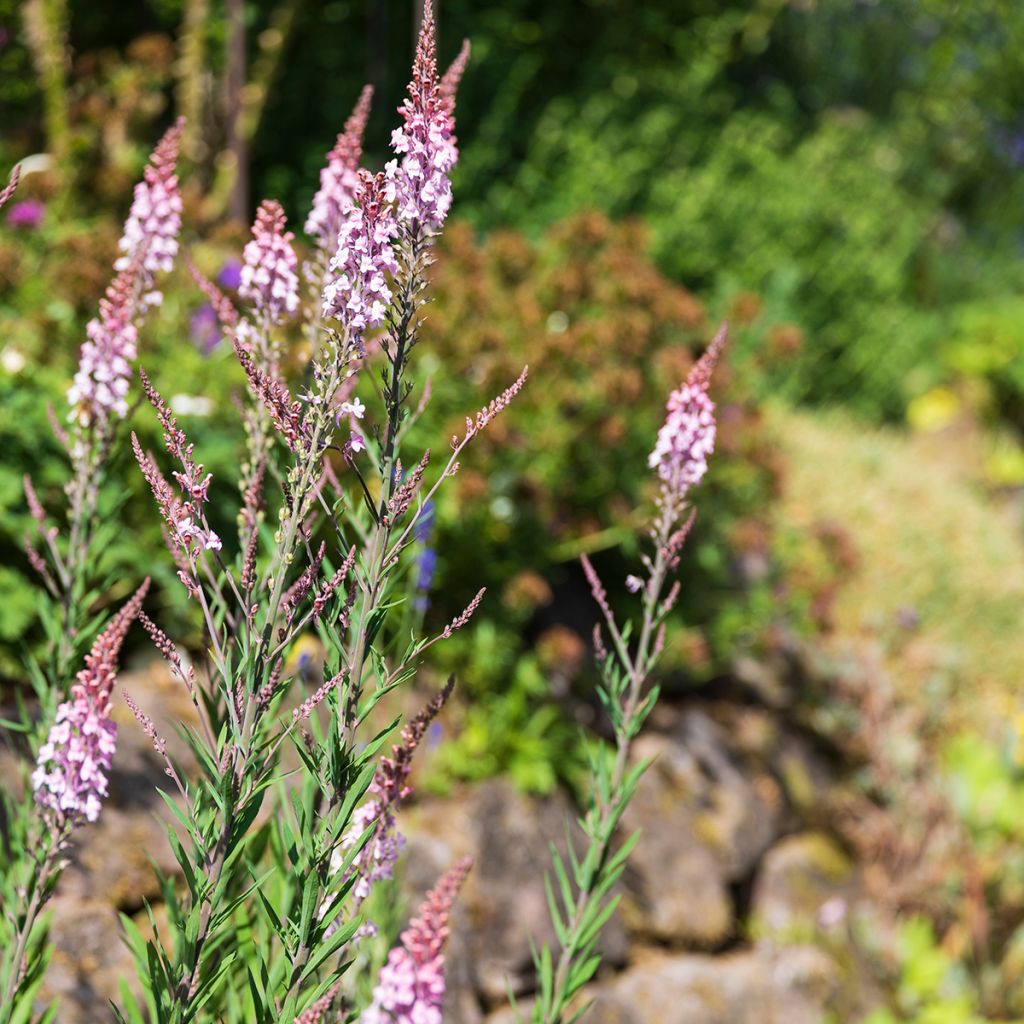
339,397,365,420
625,574,643,593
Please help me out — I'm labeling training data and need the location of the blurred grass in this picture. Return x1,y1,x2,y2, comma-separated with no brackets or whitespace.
774,403,1024,714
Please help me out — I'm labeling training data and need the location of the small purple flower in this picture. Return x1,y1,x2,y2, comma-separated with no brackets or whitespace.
414,502,436,612
415,549,437,613
427,721,444,749
6,198,45,230
217,258,242,290
190,303,221,353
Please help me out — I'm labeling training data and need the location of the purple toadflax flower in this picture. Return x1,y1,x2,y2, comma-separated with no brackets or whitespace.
239,199,300,324
7,198,44,230
190,303,221,353
361,857,472,1024
217,258,242,290
306,84,373,255
321,170,399,349
115,118,184,312
384,1,458,233
33,580,150,827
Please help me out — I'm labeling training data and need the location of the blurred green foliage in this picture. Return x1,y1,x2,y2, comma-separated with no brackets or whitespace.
864,915,990,1024
5,0,1024,421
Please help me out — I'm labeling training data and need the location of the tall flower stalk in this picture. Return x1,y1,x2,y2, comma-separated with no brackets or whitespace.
23,120,184,697
0,582,149,1024
2,125,182,1024
531,325,727,1024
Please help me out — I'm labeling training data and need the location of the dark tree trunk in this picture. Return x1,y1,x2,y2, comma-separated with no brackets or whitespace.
225,0,248,222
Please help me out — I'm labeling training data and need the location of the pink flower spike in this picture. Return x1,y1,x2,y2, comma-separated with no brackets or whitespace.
339,680,454,909
135,370,223,561
360,856,472,1024
115,118,184,310
67,263,142,427
385,0,459,232
33,580,150,828
648,323,727,502
295,982,343,1024
321,170,398,346
240,200,300,323
306,84,374,252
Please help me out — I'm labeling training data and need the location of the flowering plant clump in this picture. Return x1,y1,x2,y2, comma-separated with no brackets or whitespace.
531,327,725,1022
0,6,725,1023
